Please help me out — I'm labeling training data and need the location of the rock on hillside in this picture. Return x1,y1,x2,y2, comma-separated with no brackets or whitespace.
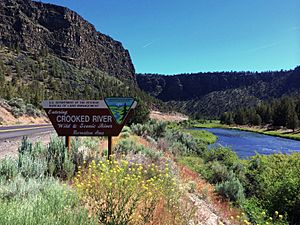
0,0,135,82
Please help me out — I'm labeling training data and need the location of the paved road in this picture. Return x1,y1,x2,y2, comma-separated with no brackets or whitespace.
0,124,54,140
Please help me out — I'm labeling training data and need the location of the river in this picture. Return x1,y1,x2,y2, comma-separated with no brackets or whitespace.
196,128,300,158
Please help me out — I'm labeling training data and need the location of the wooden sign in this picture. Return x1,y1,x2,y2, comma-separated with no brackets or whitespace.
42,98,137,137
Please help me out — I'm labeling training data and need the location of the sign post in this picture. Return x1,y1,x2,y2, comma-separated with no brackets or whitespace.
107,136,112,160
42,98,136,158
65,136,71,153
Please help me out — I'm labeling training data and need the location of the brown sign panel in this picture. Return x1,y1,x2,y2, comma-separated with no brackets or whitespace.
42,99,136,136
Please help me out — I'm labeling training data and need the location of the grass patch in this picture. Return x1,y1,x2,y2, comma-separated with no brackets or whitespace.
0,178,96,225
262,130,300,141
193,120,300,141
228,126,300,141
184,129,217,144
178,156,206,175
192,120,226,129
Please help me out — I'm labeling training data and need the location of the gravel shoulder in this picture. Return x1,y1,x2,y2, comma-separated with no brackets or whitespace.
0,130,54,159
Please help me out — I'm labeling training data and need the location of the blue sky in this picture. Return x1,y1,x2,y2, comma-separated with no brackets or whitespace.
42,0,299,74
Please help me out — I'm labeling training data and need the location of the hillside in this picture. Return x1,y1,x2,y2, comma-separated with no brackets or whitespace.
0,45,173,122
0,0,135,82
137,67,300,118
0,0,173,122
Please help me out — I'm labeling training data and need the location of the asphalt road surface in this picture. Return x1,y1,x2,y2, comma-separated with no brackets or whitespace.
0,124,54,140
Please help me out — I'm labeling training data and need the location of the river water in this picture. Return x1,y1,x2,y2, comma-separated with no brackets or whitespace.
196,128,300,158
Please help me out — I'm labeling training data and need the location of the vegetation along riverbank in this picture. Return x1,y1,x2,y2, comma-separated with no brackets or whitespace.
1,119,299,224
193,120,300,141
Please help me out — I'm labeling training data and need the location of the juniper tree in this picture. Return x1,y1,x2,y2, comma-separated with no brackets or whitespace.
287,108,299,132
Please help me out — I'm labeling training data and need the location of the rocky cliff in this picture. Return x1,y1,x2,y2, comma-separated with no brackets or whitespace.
137,67,300,117
0,0,135,82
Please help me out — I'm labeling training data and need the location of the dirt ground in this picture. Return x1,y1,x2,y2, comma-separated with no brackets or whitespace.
150,110,188,122
0,105,49,126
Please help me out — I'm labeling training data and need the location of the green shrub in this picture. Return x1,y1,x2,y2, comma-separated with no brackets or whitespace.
18,138,47,161
241,198,289,225
131,120,167,140
81,137,100,153
0,157,18,181
178,156,206,175
120,131,130,138
115,139,137,155
203,147,239,167
31,141,47,158
131,121,205,156
137,145,162,161
18,153,47,179
18,136,33,157
148,120,167,139
70,137,85,169
0,176,52,200
185,129,217,144
46,137,75,179
17,137,75,180
245,153,300,224
0,178,96,225
231,161,247,187
187,181,197,193
169,141,190,156
215,171,245,203
25,104,41,117
8,98,26,117
115,138,162,160
206,161,229,184
63,159,76,180
121,126,132,134
131,123,146,136
165,129,201,155
129,98,150,124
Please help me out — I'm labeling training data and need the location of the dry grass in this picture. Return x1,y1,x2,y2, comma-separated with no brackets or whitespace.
150,111,188,122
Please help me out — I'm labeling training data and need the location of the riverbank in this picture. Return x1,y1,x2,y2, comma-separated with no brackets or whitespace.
193,121,300,141
184,129,217,144
182,122,299,224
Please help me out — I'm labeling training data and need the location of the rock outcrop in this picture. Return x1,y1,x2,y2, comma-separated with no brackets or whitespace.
0,0,135,81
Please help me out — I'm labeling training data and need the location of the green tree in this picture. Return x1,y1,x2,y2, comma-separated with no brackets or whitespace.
252,114,262,126
3,83,15,100
272,97,293,127
128,99,150,124
295,97,300,119
0,68,5,97
220,112,234,125
287,109,299,132
234,109,247,125
256,103,272,124
220,113,227,124
15,62,21,78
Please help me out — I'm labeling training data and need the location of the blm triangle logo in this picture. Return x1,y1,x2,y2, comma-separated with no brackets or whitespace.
104,98,135,124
